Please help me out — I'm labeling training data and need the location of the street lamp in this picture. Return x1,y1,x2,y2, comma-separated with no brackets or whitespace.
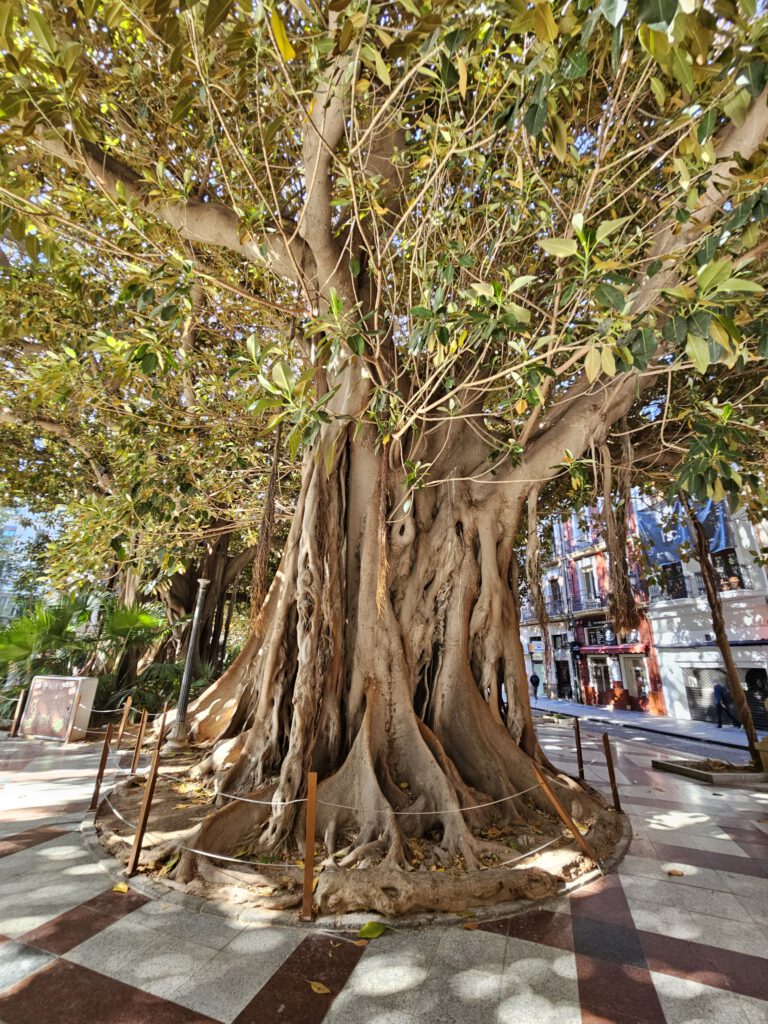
166,577,210,751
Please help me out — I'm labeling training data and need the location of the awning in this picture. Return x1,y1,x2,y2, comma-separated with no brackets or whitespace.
579,644,648,656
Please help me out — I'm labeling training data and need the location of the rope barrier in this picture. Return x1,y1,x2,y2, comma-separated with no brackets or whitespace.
495,835,562,868
317,781,542,816
175,843,302,871
216,790,308,807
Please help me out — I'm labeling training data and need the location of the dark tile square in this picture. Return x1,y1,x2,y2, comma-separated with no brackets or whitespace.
572,916,646,967
0,959,219,1024
576,955,666,1024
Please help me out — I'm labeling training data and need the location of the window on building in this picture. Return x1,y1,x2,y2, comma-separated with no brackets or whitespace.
662,561,688,599
549,578,562,604
712,548,744,590
587,625,607,645
581,568,597,600
589,657,612,693
553,633,568,650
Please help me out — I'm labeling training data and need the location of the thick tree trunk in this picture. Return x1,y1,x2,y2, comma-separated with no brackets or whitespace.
164,425,614,913
682,495,760,766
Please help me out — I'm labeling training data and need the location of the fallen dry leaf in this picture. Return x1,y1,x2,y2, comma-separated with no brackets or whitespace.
352,939,369,947
309,981,331,994
462,921,480,930
667,868,684,877
112,881,129,893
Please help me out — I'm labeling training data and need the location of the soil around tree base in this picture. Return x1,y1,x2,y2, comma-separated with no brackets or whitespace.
94,771,627,921
652,758,768,787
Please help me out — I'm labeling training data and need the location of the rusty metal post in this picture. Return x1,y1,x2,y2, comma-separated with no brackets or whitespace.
533,763,598,863
116,696,133,749
602,732,622,813
9,689,26,738
130,709,148,775
574,718,585,781
125,705,168,877
300,771,318,921
90,723,114,810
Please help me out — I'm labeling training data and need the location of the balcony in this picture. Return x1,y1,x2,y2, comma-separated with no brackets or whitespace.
649,564,755,602
696,564,754,594
649,577,694,602
571,593,607,613
546,598,566,617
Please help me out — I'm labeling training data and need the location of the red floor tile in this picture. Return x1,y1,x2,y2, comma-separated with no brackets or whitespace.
576,954,666,1024
232,933,365,1024
0,959,220,1024
640,930,768,1002
21,889,149,955
0,825,70,859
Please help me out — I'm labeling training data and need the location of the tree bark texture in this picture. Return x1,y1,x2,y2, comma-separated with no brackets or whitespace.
682,494,760,766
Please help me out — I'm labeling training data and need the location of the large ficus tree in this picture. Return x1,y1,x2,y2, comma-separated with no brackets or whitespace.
2,0,768,913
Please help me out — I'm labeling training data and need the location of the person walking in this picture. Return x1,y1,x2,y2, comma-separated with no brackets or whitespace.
530,673,540,704
713,681,740,728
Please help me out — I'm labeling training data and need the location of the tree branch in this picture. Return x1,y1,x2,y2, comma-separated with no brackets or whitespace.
29,136,316,289
0,409,113,494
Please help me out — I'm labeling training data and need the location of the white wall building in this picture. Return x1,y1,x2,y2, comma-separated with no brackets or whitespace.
637,500,768,729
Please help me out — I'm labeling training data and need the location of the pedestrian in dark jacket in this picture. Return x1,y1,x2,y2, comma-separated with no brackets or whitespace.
714,681,739,728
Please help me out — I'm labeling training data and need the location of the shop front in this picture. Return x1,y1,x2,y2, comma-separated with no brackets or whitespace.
580,642,657,711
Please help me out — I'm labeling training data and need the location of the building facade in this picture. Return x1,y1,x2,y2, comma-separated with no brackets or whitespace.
519,497,768,725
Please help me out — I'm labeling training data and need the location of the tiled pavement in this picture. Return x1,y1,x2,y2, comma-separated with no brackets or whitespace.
0,727,766,1023
533,696,761,750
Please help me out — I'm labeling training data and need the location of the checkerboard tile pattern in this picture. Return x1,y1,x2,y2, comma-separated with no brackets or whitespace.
1,729,766,1023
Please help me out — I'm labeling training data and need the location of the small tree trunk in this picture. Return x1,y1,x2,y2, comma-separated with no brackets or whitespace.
681,494,760,767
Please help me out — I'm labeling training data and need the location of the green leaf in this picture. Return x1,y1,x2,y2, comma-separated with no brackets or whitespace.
374,49,392,87
601,347,616,376
561,49,588,80
714,278,764,295
663,315,688,345
594,282,626,310
722,89,751,129
272,361,294,392
686,333,710,374
508,275,537,294
631,327,657,370
637,0,678,31
470,282,495,298
696,259,732,294
203,0,234,38
358,921,390,939
696,108,717,144
595,215,632,244
539,238,578,258
531,3,559,42
508,302,531,324
738,61,767,99
27,9,57,53
650,77,666,109
524,102,547,138
171,93,194,124
670,49,694,94
347,335,365,356
271,9,297,61
600,0,628,28
585,347,601,382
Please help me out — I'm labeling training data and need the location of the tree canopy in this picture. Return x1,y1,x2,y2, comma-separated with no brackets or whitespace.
2,0,768,915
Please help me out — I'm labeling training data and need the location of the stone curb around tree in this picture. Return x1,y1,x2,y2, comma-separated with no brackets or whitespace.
77,805,633,932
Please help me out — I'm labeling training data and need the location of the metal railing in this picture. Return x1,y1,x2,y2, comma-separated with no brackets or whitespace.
648,576,693,602
696,564,753,594
571,593,607,612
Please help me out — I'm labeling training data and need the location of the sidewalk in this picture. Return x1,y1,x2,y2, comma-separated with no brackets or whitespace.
532,696,757,751
1,729,767,1023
